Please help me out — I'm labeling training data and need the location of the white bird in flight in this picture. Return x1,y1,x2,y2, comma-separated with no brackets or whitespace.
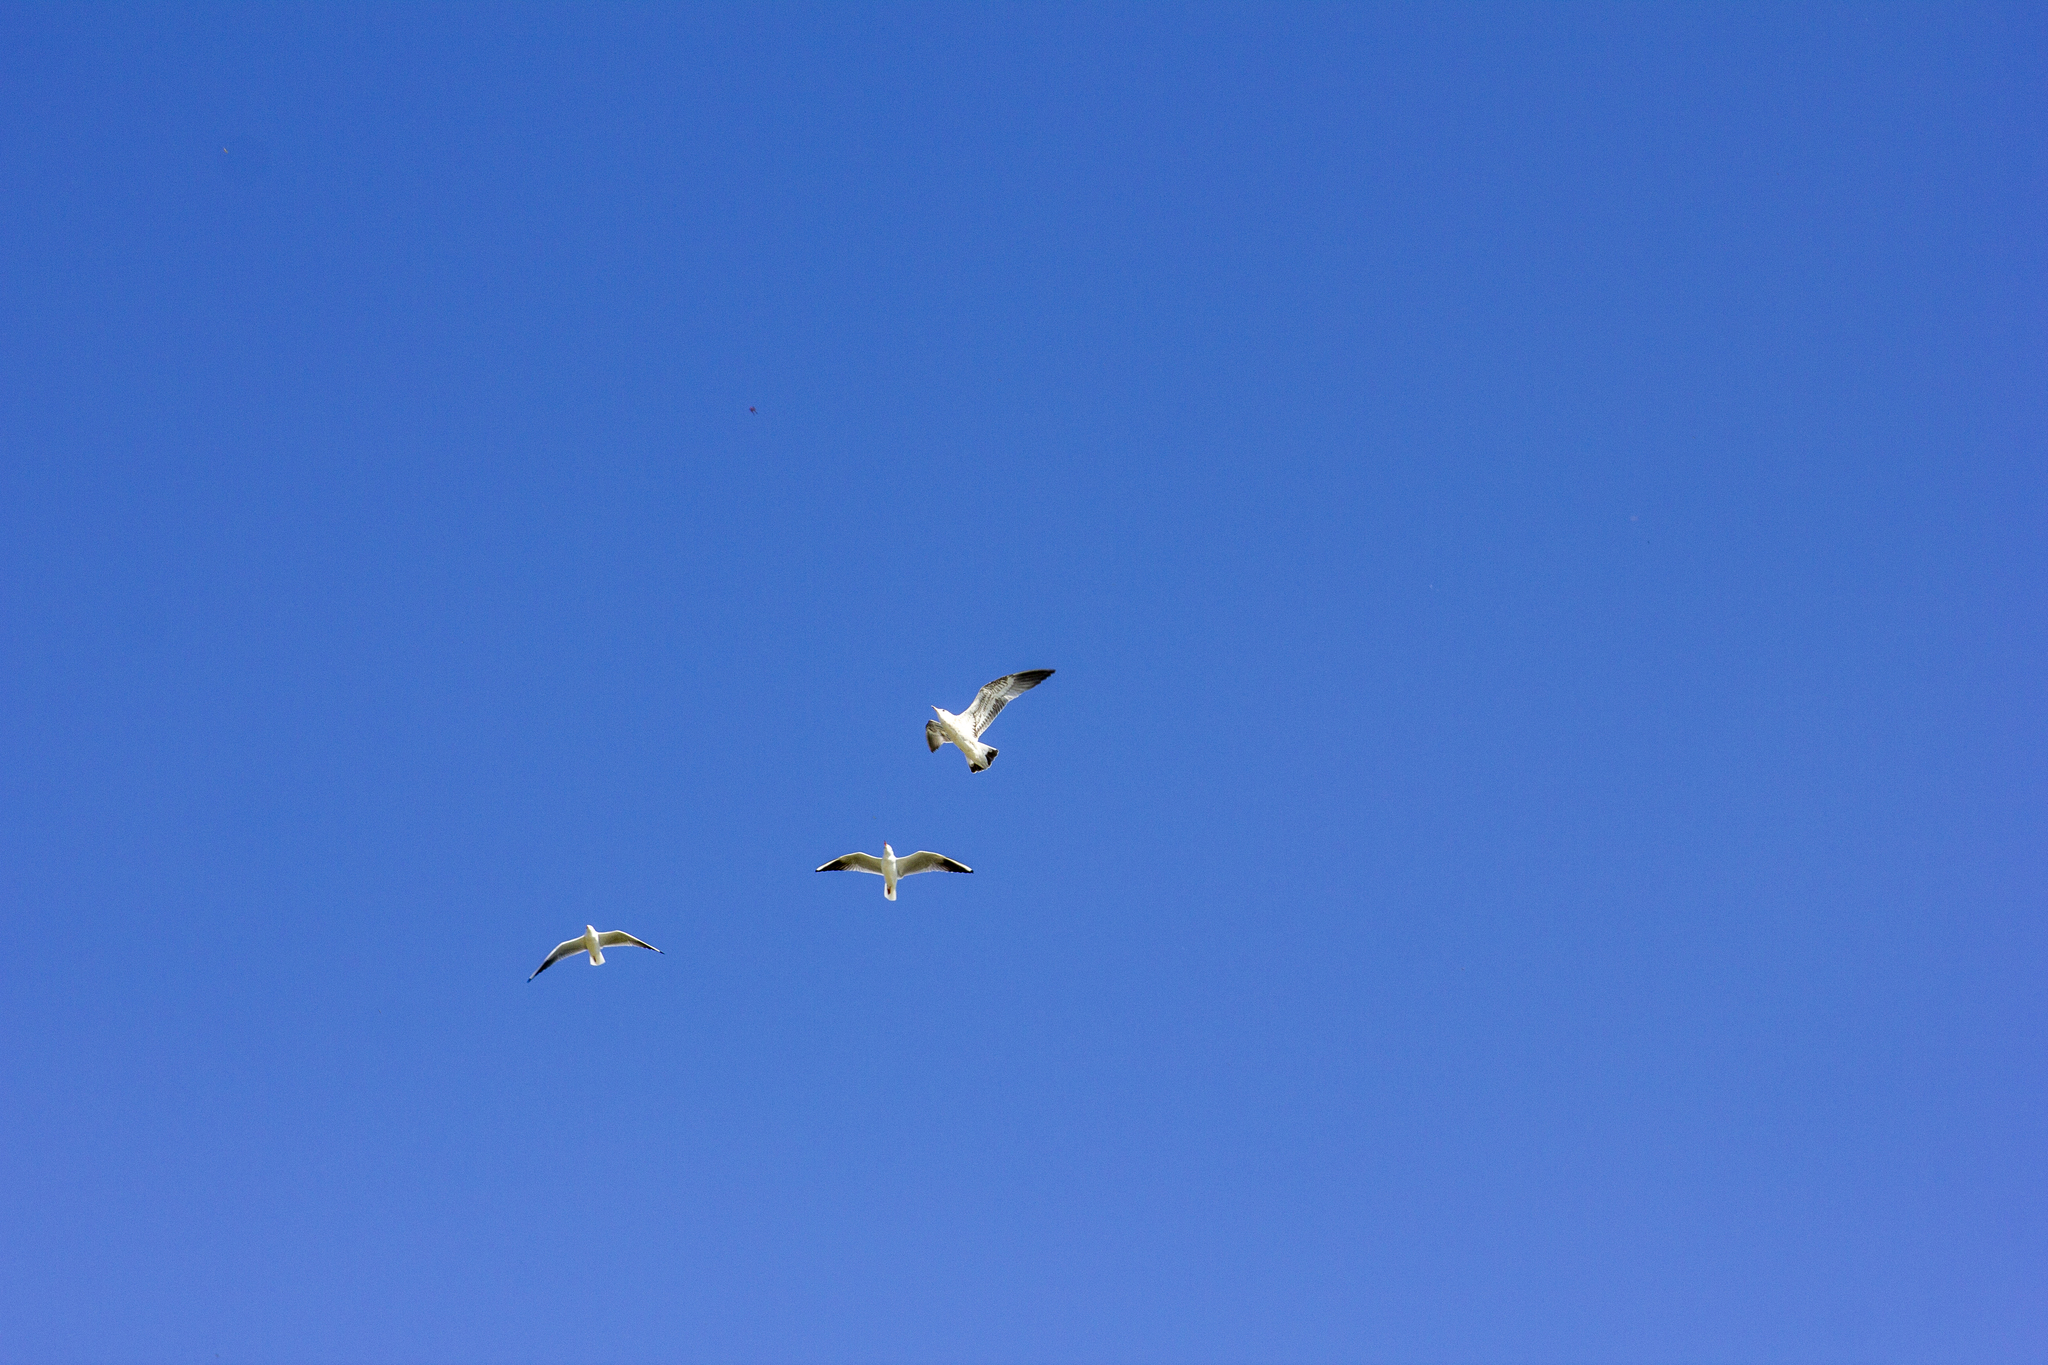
816,843,972,900
529,924,663,981
926,668,1054,772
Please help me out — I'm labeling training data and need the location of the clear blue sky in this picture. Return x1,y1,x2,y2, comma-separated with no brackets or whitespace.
2,5,2042,1362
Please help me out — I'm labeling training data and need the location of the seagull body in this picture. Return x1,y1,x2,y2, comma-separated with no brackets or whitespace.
816,842,971,900
529,924,662,981
926,668,1054,772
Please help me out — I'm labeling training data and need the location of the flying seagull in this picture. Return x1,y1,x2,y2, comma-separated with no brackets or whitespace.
816,843,971,900
926,668,1054,771
529,924,663,981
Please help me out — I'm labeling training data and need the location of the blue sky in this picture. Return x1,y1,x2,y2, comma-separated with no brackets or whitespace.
1,5,2042,1362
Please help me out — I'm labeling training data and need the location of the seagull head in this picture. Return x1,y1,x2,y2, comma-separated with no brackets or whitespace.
883,843,895,858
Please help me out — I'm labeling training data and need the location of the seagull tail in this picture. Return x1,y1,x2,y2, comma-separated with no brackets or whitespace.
970,745,997,772
590,948,605,965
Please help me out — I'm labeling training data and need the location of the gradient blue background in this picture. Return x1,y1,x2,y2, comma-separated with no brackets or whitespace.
2,5,2043,1362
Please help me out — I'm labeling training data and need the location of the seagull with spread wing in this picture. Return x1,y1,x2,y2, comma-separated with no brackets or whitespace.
816,843,972,900
528,924,663,981
926,668,1054,772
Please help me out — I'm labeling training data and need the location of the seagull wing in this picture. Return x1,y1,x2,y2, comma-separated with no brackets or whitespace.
596,930,661,953
965,668,1054,737
896,851,972,876
926,719,945,752
817,853,885,874
529,938,587,981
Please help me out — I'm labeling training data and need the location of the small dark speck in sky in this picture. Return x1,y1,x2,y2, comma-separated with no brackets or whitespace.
216,137,275,184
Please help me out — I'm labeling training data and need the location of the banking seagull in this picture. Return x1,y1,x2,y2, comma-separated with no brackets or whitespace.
816,843,972,900
926,668,1054,772
529,924,663,981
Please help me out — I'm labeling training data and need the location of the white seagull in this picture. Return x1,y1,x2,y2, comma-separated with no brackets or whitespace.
816,843,972,900
529,924,663,981
926,668,1054,772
